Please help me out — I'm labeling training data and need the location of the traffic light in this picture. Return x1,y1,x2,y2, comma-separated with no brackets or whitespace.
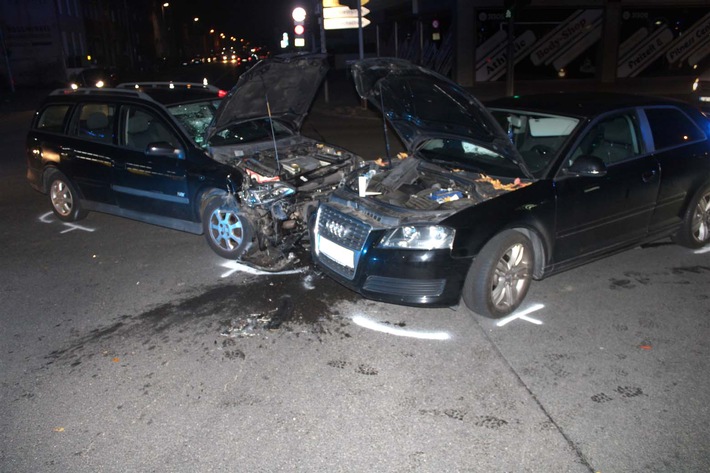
292,7,306,48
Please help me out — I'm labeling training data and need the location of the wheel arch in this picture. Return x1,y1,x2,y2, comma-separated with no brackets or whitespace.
513,226,547,280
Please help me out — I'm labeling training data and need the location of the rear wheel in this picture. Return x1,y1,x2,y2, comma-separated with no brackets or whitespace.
47,170,87,222
673,184,710,249
462,230,533,319
202,197,253,259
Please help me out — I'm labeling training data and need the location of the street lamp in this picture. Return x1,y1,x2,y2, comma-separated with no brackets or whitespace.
160,2,171,59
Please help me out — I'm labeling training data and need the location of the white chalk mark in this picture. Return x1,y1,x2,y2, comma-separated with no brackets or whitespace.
220,260,307,278
352,315,451,340
39,212,55,223
60,223,95,233
496,303,545,327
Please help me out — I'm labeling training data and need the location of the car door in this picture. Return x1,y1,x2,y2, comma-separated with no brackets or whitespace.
112,105,192,221
59,102,118,203
553,110,661,263
642,106,710,237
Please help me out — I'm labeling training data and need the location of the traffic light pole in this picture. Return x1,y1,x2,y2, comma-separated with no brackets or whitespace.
317,1,329,103
505,8,515,97
357,0,364,60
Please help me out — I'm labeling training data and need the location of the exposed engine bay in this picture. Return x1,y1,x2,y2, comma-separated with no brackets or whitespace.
210,136,361,268
346,155,531,213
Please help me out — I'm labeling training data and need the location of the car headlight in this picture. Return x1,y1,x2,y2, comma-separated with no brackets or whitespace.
245,182,295,206
378,225,455,250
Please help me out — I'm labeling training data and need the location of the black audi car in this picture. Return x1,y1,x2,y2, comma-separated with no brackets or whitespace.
310,58,710,318
27,54,360,267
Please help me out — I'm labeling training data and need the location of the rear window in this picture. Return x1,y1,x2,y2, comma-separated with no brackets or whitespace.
644,107,706,150
36,105,71,132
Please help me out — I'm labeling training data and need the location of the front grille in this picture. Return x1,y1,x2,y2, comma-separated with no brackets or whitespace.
317,205,370,250
315,204,371,279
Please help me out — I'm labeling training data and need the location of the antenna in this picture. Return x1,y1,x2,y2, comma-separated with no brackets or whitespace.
379,81,392,169
265,91,281,174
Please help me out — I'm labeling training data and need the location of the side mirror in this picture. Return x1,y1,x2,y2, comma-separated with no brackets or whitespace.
565,154,607,177
146,141,185,160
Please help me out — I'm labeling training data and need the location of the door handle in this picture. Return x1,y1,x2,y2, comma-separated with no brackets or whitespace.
641,169,657,183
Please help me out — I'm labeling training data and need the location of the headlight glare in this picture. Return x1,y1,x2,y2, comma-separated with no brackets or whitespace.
379,225,455,250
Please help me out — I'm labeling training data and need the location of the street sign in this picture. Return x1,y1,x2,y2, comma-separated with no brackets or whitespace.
323,6,370,19
324,16,371,30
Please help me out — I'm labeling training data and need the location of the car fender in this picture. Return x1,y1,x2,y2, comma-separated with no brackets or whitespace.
444,181,555,279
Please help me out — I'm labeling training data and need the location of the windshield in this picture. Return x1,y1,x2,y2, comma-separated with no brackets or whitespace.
167,99,222,147
490,109,580,176
418,138,525,178
208,118,294,146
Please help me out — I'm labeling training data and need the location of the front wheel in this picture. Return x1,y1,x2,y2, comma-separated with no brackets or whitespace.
47,170,87,222
462,230,533,319
202,197,254,259
672,184,710,249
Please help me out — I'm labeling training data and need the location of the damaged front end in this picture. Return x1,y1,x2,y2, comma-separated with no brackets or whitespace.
214,136,361,270
202,53,362,270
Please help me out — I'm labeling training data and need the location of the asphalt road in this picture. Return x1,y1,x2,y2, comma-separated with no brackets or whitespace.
1,82,709,472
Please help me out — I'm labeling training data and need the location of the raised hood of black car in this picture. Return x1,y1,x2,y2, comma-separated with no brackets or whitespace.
207,54,328,138
351,58,525,170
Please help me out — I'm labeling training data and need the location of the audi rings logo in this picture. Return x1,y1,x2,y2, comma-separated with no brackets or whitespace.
325,220,349,239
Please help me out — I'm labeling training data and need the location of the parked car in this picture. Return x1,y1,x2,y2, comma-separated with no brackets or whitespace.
27,54,360,267
68,67,119,89
310,58,710,318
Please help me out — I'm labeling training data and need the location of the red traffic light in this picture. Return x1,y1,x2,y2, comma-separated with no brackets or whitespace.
294,24,305,36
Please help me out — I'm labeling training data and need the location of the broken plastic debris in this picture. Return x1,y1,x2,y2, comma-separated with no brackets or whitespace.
220,296,294,337
53,427,65,432
112,357,120,362
639,344,652,350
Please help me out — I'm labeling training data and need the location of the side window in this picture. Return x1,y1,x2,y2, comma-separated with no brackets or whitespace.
644,107,705,151
570,112,642,166
123,106,181,152
74,103,116,144
36,104,71,132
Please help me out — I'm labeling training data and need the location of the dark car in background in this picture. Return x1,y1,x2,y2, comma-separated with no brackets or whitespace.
310,58,710,318
68,67,119,90
27,54,360,267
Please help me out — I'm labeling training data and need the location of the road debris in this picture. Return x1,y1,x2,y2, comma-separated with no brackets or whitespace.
220,295,295,337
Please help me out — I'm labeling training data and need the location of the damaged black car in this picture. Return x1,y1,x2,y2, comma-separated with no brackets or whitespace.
310,58,710,318
27,54,360,268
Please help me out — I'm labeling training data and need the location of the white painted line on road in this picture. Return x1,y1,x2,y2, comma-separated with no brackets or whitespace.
496,303,545,327
60,223,95,233
352,314,451,341
695,246,710,254
220,260,307,278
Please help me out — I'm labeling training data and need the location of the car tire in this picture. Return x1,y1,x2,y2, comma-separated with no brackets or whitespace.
462,229,533,319
47,170,88,222
202,196,253,259
672,184,710,249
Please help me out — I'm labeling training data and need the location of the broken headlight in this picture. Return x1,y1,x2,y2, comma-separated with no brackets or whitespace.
378,225,455,250
244,182,296,206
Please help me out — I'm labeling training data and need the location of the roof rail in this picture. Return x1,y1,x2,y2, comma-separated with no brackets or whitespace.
49,87,155,101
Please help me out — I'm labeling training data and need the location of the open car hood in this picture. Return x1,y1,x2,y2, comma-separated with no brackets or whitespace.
206,54,328,140
351,58,528,174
